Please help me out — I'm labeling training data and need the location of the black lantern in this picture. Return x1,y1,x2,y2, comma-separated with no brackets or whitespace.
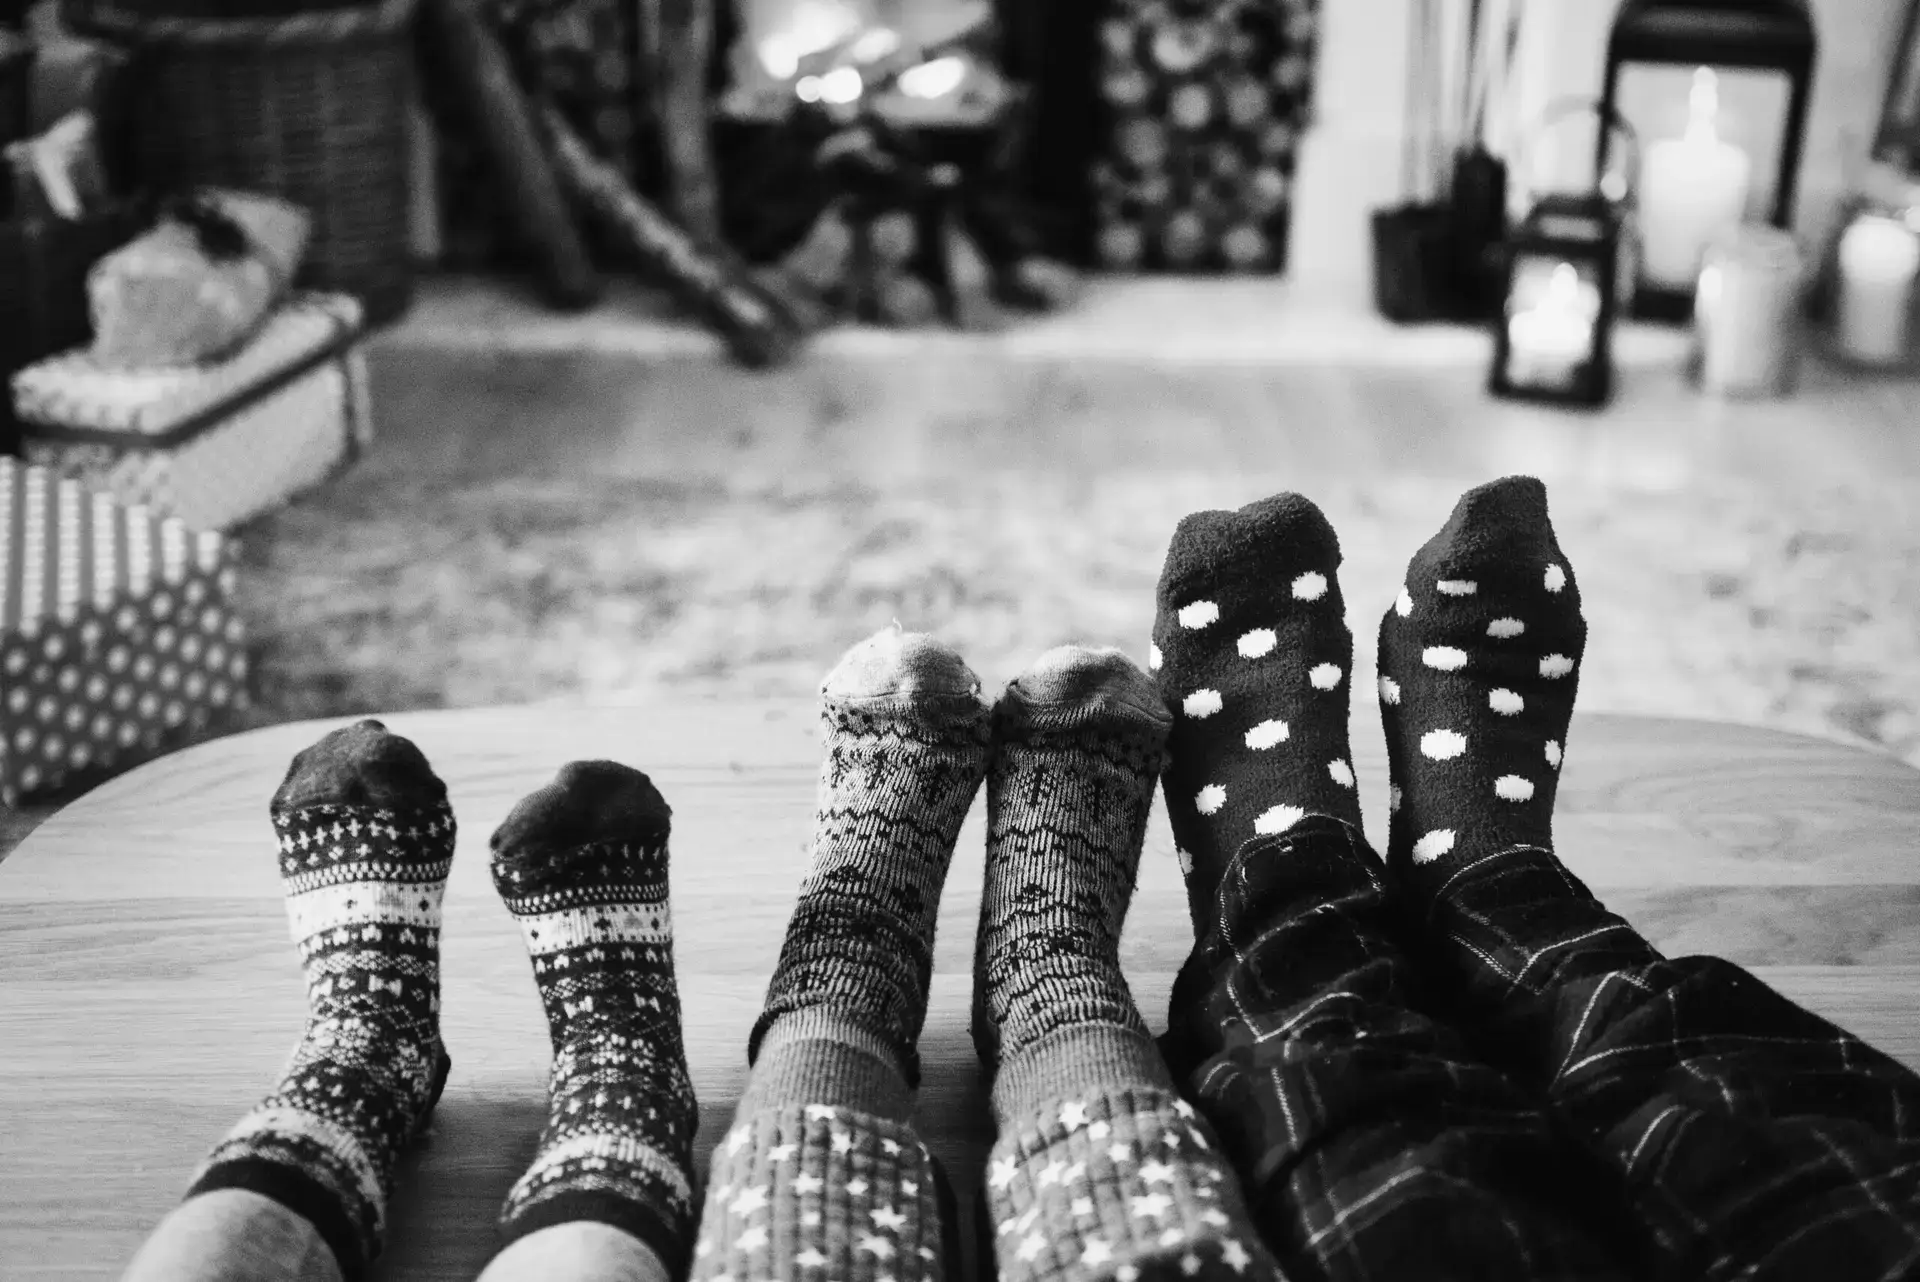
1598,0,1817,321
1490,193,1621,407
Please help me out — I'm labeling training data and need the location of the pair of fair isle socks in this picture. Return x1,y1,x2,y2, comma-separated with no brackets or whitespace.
176,722,697,1282
694,627,1281,1282
1149,473,1586,932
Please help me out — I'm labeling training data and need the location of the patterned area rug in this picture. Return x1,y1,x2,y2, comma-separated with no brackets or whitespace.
227,469,1920,770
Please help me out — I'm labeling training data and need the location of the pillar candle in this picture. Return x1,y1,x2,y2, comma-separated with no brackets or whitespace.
1834,215,1920,364
1638,68,1752,291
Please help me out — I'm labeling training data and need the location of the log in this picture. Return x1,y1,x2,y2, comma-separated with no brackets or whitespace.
641,0,722,241
544,105,800,366
418,0,601,309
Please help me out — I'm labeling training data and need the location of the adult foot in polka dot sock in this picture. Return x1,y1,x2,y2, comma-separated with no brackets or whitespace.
1151,493,1364,931
1376,475,1586,886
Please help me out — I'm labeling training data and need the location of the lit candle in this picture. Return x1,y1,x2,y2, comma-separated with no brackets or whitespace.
1638,68,1753,291
1507,262,1598,386
1834,214,1920,364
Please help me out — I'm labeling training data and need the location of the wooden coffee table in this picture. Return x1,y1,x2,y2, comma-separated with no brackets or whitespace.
3,703,1917,1281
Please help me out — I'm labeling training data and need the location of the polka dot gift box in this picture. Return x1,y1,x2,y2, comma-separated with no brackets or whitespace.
0,457,248,807
11,293,372,533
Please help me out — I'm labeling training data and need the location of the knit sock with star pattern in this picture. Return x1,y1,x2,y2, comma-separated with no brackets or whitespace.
689,626,988,1282
976,646,1285,1282
1376,475,1586,892
1151,493,1365,933
486,761,699,1276
181,720,455,1282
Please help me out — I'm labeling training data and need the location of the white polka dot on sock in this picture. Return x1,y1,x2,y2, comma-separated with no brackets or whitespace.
1175,846,1193,874
1421,728,1466,760
1149,644,1163,671
1237,629,1276,659
1378,675,1401,705
1495,775,1535,801
1436,579,1477,596
1395,587,1414,617
1292,571,1328,601
1388,784,1402,812
1489,688,1524,715
1423,646,1467,671
1328,759,1355,787
1195,784,1226,815
1184,689,1223,718
1411,829,1455,863
1487,617,1525,639
1546,739,1562,767
1540,654,1574,678
1245,719,1289,749
1254,804,1306,835
1179,600,1220,629
1309,663,1342,690
1544,563,1567,593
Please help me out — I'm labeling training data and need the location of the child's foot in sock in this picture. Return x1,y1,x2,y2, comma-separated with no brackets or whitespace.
749,624,992,1086
1376,475,1586,887
976,646,1284,1282
488,761,698,1275
690,627,987,1282
1151,493,1364,930
186,720,455,1281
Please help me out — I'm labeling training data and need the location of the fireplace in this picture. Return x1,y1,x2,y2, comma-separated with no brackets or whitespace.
432,0,1319,287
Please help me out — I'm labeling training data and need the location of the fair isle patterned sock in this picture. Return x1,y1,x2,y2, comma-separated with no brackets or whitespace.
691,1104,952,1282
186,720,455,1282
1376,476,1587,888
971,644,1169,1072
1150,494,1365,932
694,627,985,1282
975,648,1282,1282
488,761,698,1274
985,1088,1283,1282
748,625,992,1087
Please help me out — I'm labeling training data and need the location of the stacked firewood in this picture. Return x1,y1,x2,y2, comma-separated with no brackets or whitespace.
750,124,1080,331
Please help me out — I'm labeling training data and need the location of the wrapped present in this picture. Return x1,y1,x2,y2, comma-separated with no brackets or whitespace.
12,292,372,531
0,456,248,807
86,188,312,369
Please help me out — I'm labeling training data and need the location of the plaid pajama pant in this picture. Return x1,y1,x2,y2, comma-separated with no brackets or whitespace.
1157,816,1920,1282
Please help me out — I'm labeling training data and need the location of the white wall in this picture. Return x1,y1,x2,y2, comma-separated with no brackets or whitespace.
1289,0,1914,300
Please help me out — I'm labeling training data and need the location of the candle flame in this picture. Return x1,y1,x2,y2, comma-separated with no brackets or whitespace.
757,1,862,79
818,65,864,104
898,56,966,100
849,27,901,61
1684,66,1721,144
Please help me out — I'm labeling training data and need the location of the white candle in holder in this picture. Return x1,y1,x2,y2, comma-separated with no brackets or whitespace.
1835,214,1920,364
1639,68,1752,290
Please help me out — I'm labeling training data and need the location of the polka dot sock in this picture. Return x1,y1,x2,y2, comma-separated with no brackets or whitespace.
1376,475,1587,886
748,625,992,1091
1151,493,1364,930
488,761,698,1275
185,720,455,1282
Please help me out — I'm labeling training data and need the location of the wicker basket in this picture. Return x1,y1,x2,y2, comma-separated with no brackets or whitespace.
63,0,419,324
